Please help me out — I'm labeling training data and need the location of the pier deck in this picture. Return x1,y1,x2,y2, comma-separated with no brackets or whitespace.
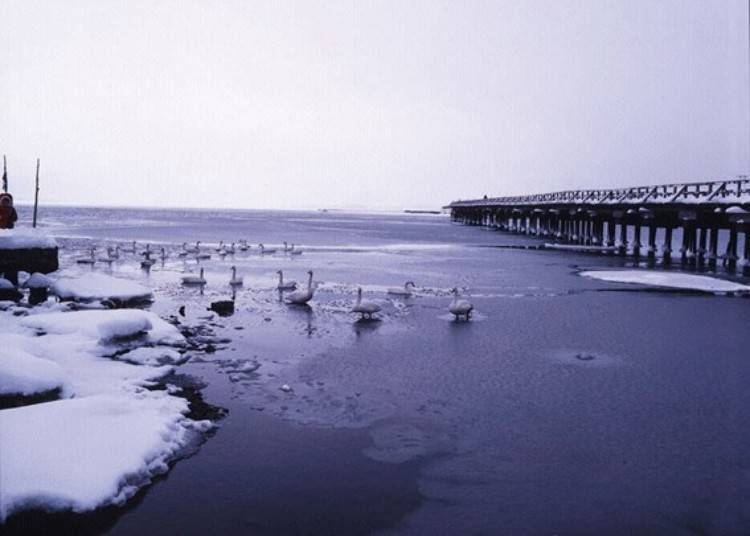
446,177,750,274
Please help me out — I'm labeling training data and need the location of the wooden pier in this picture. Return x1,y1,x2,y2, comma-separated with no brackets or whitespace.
446,178,750,275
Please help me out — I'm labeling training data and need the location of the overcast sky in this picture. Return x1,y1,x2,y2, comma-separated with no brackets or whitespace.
1,0,748,210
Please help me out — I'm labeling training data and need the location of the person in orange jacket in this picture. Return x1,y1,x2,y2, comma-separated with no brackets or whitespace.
0,193,18,229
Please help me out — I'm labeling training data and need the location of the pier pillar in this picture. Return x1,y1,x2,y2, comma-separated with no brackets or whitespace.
617,220,627,256
606,219,616,248
727,224,738,272
632,220,642,258
743,229,750,276
646,224,657,259
679,221,690,267
663,225,673,265
707,225,719,270
697,227,707,268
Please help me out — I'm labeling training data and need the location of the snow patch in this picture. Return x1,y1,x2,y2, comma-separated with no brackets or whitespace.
0,348,66,396
0,305,198,522
0,229,57,250
51,273,153,303
0,393,202,520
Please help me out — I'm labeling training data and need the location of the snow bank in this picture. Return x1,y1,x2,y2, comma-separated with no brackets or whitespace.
0,229,57,250
0,305,203,522
0,348,66,396
22,309,153,341
0,393,208,520
579,270,750,293
23,273,54,289
51,273,153,303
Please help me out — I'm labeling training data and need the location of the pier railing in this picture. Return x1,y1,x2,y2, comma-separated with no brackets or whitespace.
447,177,750,208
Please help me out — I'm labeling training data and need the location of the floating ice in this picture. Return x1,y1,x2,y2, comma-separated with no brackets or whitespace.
579,269,750,293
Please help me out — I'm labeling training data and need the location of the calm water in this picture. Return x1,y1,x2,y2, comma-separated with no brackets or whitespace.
9,206,750,535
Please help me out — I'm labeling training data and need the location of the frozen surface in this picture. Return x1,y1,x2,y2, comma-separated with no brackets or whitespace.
579,269,750,293
0,229,57,250
52,273,153,303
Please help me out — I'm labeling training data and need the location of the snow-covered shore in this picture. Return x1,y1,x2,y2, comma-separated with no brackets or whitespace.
0,298,211,521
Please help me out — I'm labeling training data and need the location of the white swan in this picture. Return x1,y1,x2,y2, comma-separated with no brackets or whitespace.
289,244,303,256
225,242,236,255
229,266,243,286
121,241,137,254
216,241,224,252
449,288,473,321
283,241,291,253
182,268,206,286
276,270,297,290
238,240,249,252
98,247,116,264
160,247,167,261
387,281,416,296
259,244,276,255
285,270,314,305
351,287,381,320
76,248,96,264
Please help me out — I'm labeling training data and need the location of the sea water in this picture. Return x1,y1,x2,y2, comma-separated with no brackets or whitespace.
8,206,750,535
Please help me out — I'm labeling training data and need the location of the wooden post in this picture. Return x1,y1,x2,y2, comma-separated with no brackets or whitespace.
32,158,40,228
2,155,7,193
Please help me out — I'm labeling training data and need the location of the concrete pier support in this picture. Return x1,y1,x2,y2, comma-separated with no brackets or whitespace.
617,220,627,256
726,224,738,272
707,225,719,270
606,219,616,248
632,220,642,258
646,224,657,259
697,227,707,268
663,225,673,265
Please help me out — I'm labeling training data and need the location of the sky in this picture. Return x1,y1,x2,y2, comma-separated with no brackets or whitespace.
1,0,748,210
